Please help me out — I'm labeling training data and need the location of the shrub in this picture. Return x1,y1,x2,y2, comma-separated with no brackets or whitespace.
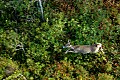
0,0,120,79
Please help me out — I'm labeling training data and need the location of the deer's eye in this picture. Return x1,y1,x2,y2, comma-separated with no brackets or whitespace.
95,44,98,47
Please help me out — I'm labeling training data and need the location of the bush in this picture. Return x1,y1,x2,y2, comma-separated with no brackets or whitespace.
0,0,120,79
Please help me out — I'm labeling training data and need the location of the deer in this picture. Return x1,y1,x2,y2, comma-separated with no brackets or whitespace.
63,40,104,54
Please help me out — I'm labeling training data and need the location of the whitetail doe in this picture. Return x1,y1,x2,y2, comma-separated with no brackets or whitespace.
63,40,104,54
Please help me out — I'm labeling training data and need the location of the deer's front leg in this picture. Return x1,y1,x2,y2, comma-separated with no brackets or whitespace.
100,47,104,54
65,49,74,54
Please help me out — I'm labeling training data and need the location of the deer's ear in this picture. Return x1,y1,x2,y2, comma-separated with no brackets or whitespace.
68,40,70,42
68,40,70,44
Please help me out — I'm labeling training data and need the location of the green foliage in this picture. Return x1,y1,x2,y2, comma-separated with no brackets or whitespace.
98,73,113,80
0,0,120,79
0,57,26,80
